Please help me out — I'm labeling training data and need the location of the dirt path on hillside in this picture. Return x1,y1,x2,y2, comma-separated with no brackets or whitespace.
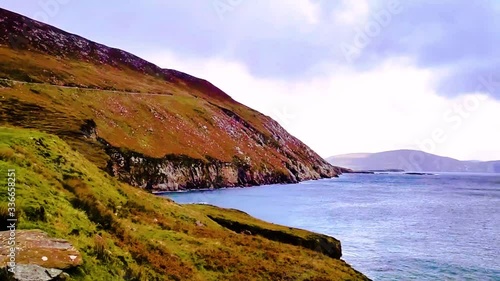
0,78,172,96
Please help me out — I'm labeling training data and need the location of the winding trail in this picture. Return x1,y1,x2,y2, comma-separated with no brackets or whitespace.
0,78,173,96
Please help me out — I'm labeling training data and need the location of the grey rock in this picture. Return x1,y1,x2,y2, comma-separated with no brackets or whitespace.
0,230,82,269
11,264,63,281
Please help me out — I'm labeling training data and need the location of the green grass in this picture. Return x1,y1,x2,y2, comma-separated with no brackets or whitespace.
0,126,368,280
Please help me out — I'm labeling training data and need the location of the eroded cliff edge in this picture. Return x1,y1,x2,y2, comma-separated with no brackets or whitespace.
80,120,345,191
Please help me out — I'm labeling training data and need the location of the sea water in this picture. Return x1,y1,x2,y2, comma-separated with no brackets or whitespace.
162,173,500,280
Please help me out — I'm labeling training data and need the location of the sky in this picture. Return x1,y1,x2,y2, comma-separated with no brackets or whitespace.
2,0,500,161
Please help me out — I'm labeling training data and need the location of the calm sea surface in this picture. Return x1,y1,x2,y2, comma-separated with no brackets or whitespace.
162,173,500,280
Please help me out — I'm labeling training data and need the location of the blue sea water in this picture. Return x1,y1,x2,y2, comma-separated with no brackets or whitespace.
162,173,500,280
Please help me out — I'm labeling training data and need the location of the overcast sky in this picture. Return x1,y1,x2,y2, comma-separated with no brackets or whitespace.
3,0,500,161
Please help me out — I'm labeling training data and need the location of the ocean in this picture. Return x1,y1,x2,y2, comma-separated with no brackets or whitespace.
162,173,500,280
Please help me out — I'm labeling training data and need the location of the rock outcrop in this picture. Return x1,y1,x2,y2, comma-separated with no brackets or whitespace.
103,139,342,191
0,230,81,281
100,134,344,191
193,205,342,259
79,119,345,191
4,265,67,281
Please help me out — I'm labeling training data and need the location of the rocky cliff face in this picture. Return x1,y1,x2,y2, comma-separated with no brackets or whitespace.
106,148,294,191
80,121,342,191
105,147,338,191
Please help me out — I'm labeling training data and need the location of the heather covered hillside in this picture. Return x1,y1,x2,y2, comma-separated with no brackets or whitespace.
0,8,346,191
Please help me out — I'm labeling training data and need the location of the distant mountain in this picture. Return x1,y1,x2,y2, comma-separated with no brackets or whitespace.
327,150,500,173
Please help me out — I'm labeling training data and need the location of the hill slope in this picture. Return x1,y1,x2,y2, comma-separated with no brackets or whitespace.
327,150,500,173
0,126,369,280
0,8,346,190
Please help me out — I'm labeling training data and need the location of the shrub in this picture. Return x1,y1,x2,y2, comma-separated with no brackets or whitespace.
0,147,15,161
93,235,112,262
0,206,13,231
124,264,149,281
22,205,47,222
29,88,42,94
63,178,117,231
0,79,13,87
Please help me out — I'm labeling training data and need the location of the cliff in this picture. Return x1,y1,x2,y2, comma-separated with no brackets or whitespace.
0,8,344,190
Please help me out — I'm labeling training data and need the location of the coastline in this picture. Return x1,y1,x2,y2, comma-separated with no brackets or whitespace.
150,173,344,194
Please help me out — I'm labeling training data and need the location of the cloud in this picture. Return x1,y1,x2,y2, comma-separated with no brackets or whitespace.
144,51,500,161
332,0,370,25
5,0,499,99
2,1,499,159
347,0,500,98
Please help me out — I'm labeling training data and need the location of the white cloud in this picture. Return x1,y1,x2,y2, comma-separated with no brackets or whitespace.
238,0,321,27
292,0,321,25
333,0,370,25
143,51,500,161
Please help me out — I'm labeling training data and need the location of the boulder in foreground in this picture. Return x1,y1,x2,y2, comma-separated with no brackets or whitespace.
0,230,81,280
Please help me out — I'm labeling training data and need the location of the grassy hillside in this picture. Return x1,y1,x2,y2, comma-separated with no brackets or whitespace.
0,7,329,170
0,6,344,190
0,43,339,188
0,48,288,164
0,127,368,280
